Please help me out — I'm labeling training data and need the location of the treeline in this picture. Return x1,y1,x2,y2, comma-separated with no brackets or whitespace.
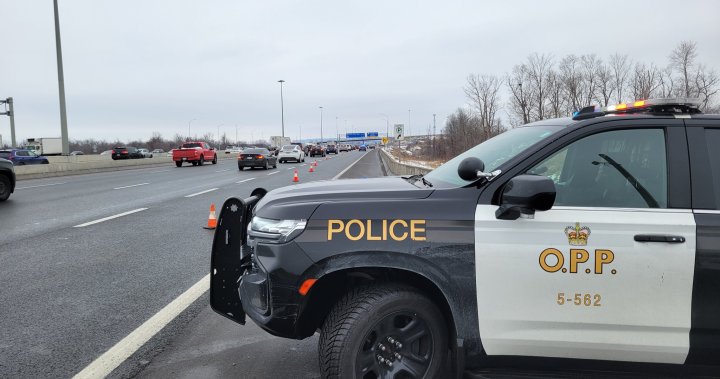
426,41,719,160
65,133,266,154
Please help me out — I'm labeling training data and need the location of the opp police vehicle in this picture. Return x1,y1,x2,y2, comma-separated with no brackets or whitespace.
210,98,720,378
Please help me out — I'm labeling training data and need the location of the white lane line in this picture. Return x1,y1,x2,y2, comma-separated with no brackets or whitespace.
333,152,369,180
266,171,279,176
73,208,148,228
150,169,171,173
214,169,230,173
184,188,218,198
113,183,149,190
236,178,256,184
300,163,307,166
72,274,210,379
286,167,296,170
16,182,66,190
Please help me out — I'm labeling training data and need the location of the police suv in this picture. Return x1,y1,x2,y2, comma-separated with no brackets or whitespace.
210,98,720,378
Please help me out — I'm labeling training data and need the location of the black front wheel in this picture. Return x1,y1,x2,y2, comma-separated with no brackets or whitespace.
212,154,217,164
175,161,182,167
319,285,447,379
0,175,10,201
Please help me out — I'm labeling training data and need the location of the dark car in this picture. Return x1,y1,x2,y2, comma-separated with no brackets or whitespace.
308,144,326,157
238,148,277,170
358,144,367,151
112,146,144,160
0,149,50,165
0,158,16,201
326,144,338,154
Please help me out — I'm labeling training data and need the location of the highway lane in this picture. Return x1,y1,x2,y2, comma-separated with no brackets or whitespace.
0,151,366,378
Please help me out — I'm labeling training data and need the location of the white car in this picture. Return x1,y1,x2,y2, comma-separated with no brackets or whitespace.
277,145,305,163
225,145,243,154
137,148,153,158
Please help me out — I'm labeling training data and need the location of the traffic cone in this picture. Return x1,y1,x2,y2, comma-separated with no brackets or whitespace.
309,165,315,173
293,170,299,182
313,161,318,166
203,203,217,230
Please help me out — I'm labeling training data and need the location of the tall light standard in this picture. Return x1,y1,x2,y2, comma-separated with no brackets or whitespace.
278,80,286,137
216,123,224,145
319,106,324,143
188,118,196,138
54,0,69,155
335,116,339,142
379,113,389,141
235,124,238,144
408,108,412,137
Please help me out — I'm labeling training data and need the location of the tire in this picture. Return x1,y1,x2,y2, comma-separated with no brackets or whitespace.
17,162,25,166
263,161,269,170
319,284,448,379
212,154,217,164
0,175,11,201
42,160,49,164
273,161,277,168
238,166,244,171
175,161,182,167
199,155,205,166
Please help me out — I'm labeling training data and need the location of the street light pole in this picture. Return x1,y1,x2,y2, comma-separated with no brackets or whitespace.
319,106,323,143
217,123,223,145
335,116,338,143
278,80,285,138
188,118,196,139
53,0,70,155
379,113,389,142
408,108,412,137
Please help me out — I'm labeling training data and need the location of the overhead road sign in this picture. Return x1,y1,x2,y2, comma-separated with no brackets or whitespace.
346,133,365,139
368,132,379,137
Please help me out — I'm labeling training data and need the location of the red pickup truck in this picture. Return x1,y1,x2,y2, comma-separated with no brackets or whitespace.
172,142,218,167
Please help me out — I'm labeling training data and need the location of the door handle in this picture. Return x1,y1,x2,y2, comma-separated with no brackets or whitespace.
634,234,685,243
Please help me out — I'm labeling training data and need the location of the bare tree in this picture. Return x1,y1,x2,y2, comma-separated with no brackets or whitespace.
580,54,600,107
610,53,631,103
657,67,675,98
546,70,565,118
595,58,615,106
694,65,720,110
559,55,584,112
669,41,698,97
526,53,553,120
464,74,503,139
506,64,535,125
631,62,662,100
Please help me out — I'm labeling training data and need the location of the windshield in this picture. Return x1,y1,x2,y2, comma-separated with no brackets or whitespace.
423,125,564,188
244,148,266,154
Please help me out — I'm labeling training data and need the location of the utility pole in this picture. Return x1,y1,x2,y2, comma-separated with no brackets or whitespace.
0,98,16,147
54,0,70,155
432,113,436,156
408,108,412,138
188,118,196,138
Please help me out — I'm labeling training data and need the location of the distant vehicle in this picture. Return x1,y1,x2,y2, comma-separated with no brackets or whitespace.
0,158,16,201
270,136,292,150
137,148,154,158
0,149,50,165
359,144,367,151
277,145,305,163
70,151,84,155
166,149,174,157
172,141,217,167
23,137,62,156
225,146,242,154
367,144,376,150
112,146,144,160
152,149,164,154
309,144,326,157
100,150,113,156
338,144,350,152
238,148,277,170
326,144,338,154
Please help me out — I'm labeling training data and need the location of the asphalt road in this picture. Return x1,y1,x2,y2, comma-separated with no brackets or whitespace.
0,150,368,378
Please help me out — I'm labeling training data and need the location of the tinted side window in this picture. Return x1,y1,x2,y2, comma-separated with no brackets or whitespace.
528,128,667,208
703,128,720,210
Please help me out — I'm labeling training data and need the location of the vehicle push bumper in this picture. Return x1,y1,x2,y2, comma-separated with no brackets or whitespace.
210,191,313,338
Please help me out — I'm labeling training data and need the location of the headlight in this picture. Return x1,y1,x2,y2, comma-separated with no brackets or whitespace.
248,216,307,243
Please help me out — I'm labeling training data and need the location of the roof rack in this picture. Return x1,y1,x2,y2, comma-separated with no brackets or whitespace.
572,98,703,121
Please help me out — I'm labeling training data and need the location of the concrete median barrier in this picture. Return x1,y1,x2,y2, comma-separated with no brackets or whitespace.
378,148,432,176
14,154,235,180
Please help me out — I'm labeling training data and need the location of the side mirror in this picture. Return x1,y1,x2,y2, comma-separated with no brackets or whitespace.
457,157,485,181
495,175,556,220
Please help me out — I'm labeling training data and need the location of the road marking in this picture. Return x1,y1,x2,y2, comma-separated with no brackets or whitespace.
236,178,256,184
214,169,230,173
184,188,218,198
16,182,66,190
72,274,210,379
301,163,307,166
113,183,149,190
287,167,295,170
333,151,369,180
150,169,171,173
73,208,148,228
267,171,279,176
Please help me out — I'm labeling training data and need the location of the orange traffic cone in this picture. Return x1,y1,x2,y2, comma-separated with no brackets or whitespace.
309,165,315,173
203,203,217,230
313,161,318,166
293,170,299,182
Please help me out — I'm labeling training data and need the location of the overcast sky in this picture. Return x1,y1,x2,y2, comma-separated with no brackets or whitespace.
1,0,719,144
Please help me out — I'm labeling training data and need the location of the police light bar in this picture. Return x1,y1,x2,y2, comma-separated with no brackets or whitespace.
573,97,702,120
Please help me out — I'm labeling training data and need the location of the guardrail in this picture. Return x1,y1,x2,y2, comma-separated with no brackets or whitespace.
14,154,237,179
378,148,432,176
